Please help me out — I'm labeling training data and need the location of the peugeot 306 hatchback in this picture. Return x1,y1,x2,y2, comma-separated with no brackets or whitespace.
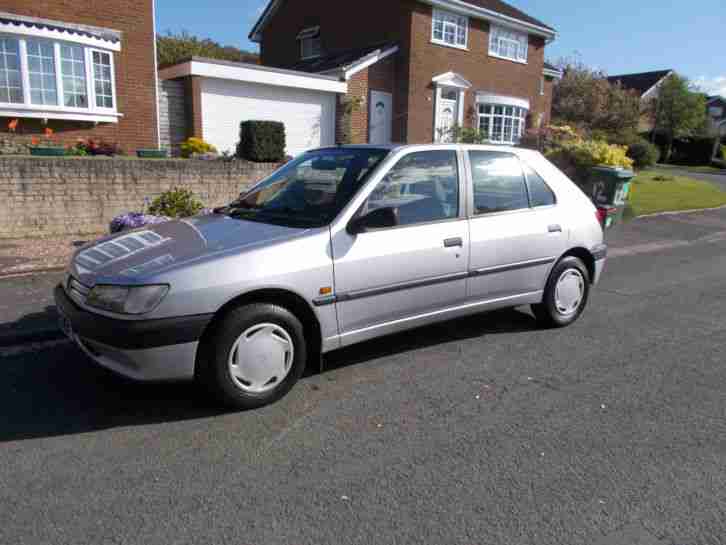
55,144,607,409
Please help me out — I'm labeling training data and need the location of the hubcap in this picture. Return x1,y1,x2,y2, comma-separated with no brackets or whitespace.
227,323,294,394
554,269,585,316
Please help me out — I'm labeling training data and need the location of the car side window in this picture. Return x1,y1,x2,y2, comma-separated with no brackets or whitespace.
468,151,529,215
363,150,460,226
523,163,556,207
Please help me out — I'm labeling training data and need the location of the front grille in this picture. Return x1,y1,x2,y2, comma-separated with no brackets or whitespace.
67,276,91,306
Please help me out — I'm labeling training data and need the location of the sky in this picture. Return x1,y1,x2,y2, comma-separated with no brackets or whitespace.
156,0,726,97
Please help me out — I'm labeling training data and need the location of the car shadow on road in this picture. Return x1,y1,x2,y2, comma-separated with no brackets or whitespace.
0,305,60,346
323,307,538,371
0,307,538,443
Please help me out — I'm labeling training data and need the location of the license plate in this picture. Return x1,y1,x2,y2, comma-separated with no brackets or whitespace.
58,309,73,339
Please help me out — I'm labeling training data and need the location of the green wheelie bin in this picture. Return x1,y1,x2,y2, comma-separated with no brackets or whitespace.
577,166,635,229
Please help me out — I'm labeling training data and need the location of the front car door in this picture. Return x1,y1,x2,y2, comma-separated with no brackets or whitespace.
466,149,567,302
331,148,469,347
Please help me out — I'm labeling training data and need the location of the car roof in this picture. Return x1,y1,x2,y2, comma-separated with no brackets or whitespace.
313,143,531,154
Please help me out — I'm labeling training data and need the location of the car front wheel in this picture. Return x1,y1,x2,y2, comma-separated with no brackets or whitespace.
198,303,307,409
532,256,590,328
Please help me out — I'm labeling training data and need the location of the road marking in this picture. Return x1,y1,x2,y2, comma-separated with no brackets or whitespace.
635,204,726,219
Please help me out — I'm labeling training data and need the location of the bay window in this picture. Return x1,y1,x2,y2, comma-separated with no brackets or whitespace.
489,25,528,63
432,9,468,49
478,104,527,145
0,38,23,104
92,51,113,109
0,31,119,122
27,41,57,106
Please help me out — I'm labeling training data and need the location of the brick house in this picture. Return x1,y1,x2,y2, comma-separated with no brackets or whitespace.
607,70,674,133
249,0,562,146
0,0,159,152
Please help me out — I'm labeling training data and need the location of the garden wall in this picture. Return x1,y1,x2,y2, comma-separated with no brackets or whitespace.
0,157,280,238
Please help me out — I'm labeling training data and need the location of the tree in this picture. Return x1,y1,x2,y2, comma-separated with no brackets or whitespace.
552,61,641,140
651,74,708,162
157,31,259,68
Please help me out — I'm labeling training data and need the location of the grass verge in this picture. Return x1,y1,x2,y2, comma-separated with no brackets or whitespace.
629,170,726,216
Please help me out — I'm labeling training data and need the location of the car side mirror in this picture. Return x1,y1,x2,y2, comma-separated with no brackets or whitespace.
347,207,398,235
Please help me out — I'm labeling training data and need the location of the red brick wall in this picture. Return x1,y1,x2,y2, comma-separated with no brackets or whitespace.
337,55,399,144
182,76,203,139
260,0,411,69
407,2,548,143
258,0,553,145
0,0,158,151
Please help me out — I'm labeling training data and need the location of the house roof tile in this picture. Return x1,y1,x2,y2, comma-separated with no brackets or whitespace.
606,70,673,97
286,42,397,74
456,0,553,30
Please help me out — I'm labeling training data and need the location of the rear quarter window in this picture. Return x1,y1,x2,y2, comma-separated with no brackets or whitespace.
522,163,557,207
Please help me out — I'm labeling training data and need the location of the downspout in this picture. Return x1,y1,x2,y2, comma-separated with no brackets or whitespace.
152,0,161,149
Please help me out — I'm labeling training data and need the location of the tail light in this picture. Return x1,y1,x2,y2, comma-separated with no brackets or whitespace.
595,207,617,228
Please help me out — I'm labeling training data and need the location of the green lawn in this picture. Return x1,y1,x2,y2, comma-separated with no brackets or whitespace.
628,170,726,216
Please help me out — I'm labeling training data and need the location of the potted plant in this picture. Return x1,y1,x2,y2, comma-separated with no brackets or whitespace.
136,148,169,159
29,128,66,156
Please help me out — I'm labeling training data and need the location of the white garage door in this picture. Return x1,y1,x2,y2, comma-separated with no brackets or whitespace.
200,77,337,157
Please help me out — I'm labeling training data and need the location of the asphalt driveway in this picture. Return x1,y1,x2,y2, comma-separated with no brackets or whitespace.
2,210,726,545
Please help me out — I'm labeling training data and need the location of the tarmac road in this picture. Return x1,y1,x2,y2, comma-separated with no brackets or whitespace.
2,209,726,545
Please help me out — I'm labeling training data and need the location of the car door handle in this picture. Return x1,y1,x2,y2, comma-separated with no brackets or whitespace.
444,237,463,248
548,224,562,233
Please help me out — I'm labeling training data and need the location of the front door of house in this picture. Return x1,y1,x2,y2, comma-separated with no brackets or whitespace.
435,88,459,143
369,90,393,145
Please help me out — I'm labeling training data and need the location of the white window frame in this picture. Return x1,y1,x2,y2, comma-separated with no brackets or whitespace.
488,25,528,64
89,48,116,112
297,27,321,60
477,104,528,145
431,9,469,50
0,33,120,123
540,76,545,96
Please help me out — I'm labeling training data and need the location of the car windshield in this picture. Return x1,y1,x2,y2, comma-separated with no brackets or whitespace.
223,148,390,228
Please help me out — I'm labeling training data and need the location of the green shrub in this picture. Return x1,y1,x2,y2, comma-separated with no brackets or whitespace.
720,145,726,160
669,136,717,165
180,137,217,158
546,137,634,182
627,139,660,169
148,188,204,218
237,121,286,162
449,125,486,144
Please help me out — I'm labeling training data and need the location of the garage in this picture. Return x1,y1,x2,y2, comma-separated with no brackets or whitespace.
159,58,347,157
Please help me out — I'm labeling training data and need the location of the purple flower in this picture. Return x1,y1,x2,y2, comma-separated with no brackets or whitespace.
109,212,171,234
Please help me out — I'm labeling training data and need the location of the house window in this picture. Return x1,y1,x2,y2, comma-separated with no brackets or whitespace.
489,25,528,63
298,27,321,60
0,33,117,118
27,41,58,106
92,51,113,109
60,44,87,108
478,104,528,144
432,9,468,49
540,76,545,96
0,38,23,104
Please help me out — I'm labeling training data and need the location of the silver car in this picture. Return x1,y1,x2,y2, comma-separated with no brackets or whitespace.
55,144,607,409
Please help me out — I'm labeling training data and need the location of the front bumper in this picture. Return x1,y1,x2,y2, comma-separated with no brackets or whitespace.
54,284,213,381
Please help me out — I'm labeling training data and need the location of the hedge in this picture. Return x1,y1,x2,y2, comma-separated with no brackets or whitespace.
236,121,286,162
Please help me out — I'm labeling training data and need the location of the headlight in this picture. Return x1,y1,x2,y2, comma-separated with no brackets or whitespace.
86,285,169,315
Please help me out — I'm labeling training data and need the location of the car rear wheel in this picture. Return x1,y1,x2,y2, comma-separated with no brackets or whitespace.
532,256,590,328
197,303,307,409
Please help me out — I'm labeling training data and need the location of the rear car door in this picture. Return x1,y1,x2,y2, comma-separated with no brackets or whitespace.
466,150,567,301
332,149,469,338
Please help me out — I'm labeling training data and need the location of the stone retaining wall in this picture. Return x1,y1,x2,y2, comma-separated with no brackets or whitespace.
0,157,279,238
